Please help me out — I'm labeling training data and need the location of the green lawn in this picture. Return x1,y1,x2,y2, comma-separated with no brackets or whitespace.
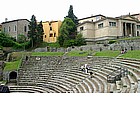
94,50,120,58
67,51,94,57
31,52,64,56
121,50,140,59
4,59,21,71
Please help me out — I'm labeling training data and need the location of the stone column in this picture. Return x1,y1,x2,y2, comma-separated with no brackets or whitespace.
132,23,137,37
135,24,137,36
125,23,127,36
130,23,133,37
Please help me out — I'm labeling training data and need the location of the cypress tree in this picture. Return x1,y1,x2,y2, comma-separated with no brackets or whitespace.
28,15,38,47
66,5,78,25
37,21,44,45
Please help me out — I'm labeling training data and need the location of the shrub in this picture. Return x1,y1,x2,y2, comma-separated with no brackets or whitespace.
109,40,117,44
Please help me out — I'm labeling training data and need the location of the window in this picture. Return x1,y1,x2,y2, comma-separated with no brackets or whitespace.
14,25,16,32
98,23,103,28
9,26,10,32
4,27,5,32
137,25,140,30
80,26,84,31
109,22,116,27
50,33,53,37
24,25,27,32
45,35,46,38
50,26,52,30
54,33,56,37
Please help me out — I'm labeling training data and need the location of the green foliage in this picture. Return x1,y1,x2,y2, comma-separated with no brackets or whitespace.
66,5,78,25
0,32,14,47
94,50,120,57
121,50,140,59
28,15,44,48
58,18,77,47
36,21,44,45
67,50,94,57
31,52,64,56
0,45,3,50
47,42,60,47
0,32,23,50
75,33,86,46
108,40,117,44
28,15,38,47
4,59,21,71
17,34,27,43
63,40,75,47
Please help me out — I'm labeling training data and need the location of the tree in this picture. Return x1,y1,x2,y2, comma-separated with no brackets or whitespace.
58,18,76,47
28,15,38,47
66,5,78,25
75,33,86,46
17,34,27,43
37,21,44,45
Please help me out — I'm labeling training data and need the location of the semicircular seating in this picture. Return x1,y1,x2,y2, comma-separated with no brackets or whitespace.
11,55,140,93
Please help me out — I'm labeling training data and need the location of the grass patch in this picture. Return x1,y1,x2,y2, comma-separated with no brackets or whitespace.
38,42,60,48
4,59,22,71
94,50,120,57
31,52,64,56
121,50,140,59
67,51,94,57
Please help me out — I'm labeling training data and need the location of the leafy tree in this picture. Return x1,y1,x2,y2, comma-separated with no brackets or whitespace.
58,18,76,47
17,34,27,43
28,15,38,47
75,33,86,46
66,5,78,25
0,32,15,47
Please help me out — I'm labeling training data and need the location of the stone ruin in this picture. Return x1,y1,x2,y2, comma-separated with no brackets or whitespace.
0,61,5,81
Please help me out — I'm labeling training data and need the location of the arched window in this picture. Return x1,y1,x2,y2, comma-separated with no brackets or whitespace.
15,25,16,32
9,26,10,32
24,25,27,32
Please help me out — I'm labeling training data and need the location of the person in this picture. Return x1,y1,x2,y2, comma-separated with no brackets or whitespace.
85,64,88,73
25,56,28,61
121,49,124,54
131,46,133,51
80,65,84,71
89,71,93,78
124,48,127,53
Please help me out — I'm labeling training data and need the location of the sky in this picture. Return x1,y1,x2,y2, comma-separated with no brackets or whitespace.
0,0,140,23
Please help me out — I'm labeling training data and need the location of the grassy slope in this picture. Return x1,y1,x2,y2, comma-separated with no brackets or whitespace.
4,59,21,71
31,52,64,56
67,51,94,57
3,50,140,71
94,50,120,57
121,50,140,59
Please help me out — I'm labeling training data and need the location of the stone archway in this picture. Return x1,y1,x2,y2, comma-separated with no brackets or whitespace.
9,71,17,82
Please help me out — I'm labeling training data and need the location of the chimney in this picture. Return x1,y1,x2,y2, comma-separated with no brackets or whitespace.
5,18,8,22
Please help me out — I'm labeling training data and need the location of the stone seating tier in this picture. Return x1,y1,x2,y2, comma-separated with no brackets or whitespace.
15,56,140,93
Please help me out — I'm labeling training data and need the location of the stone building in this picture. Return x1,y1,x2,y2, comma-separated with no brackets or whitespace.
77,14,140,44
1,19,30,40
0,24,2,32
42,20,62,43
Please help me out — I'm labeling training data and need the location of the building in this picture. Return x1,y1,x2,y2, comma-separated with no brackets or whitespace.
0,24,2,32
1,19,30,40
77,13,140,44
42,20,62,43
